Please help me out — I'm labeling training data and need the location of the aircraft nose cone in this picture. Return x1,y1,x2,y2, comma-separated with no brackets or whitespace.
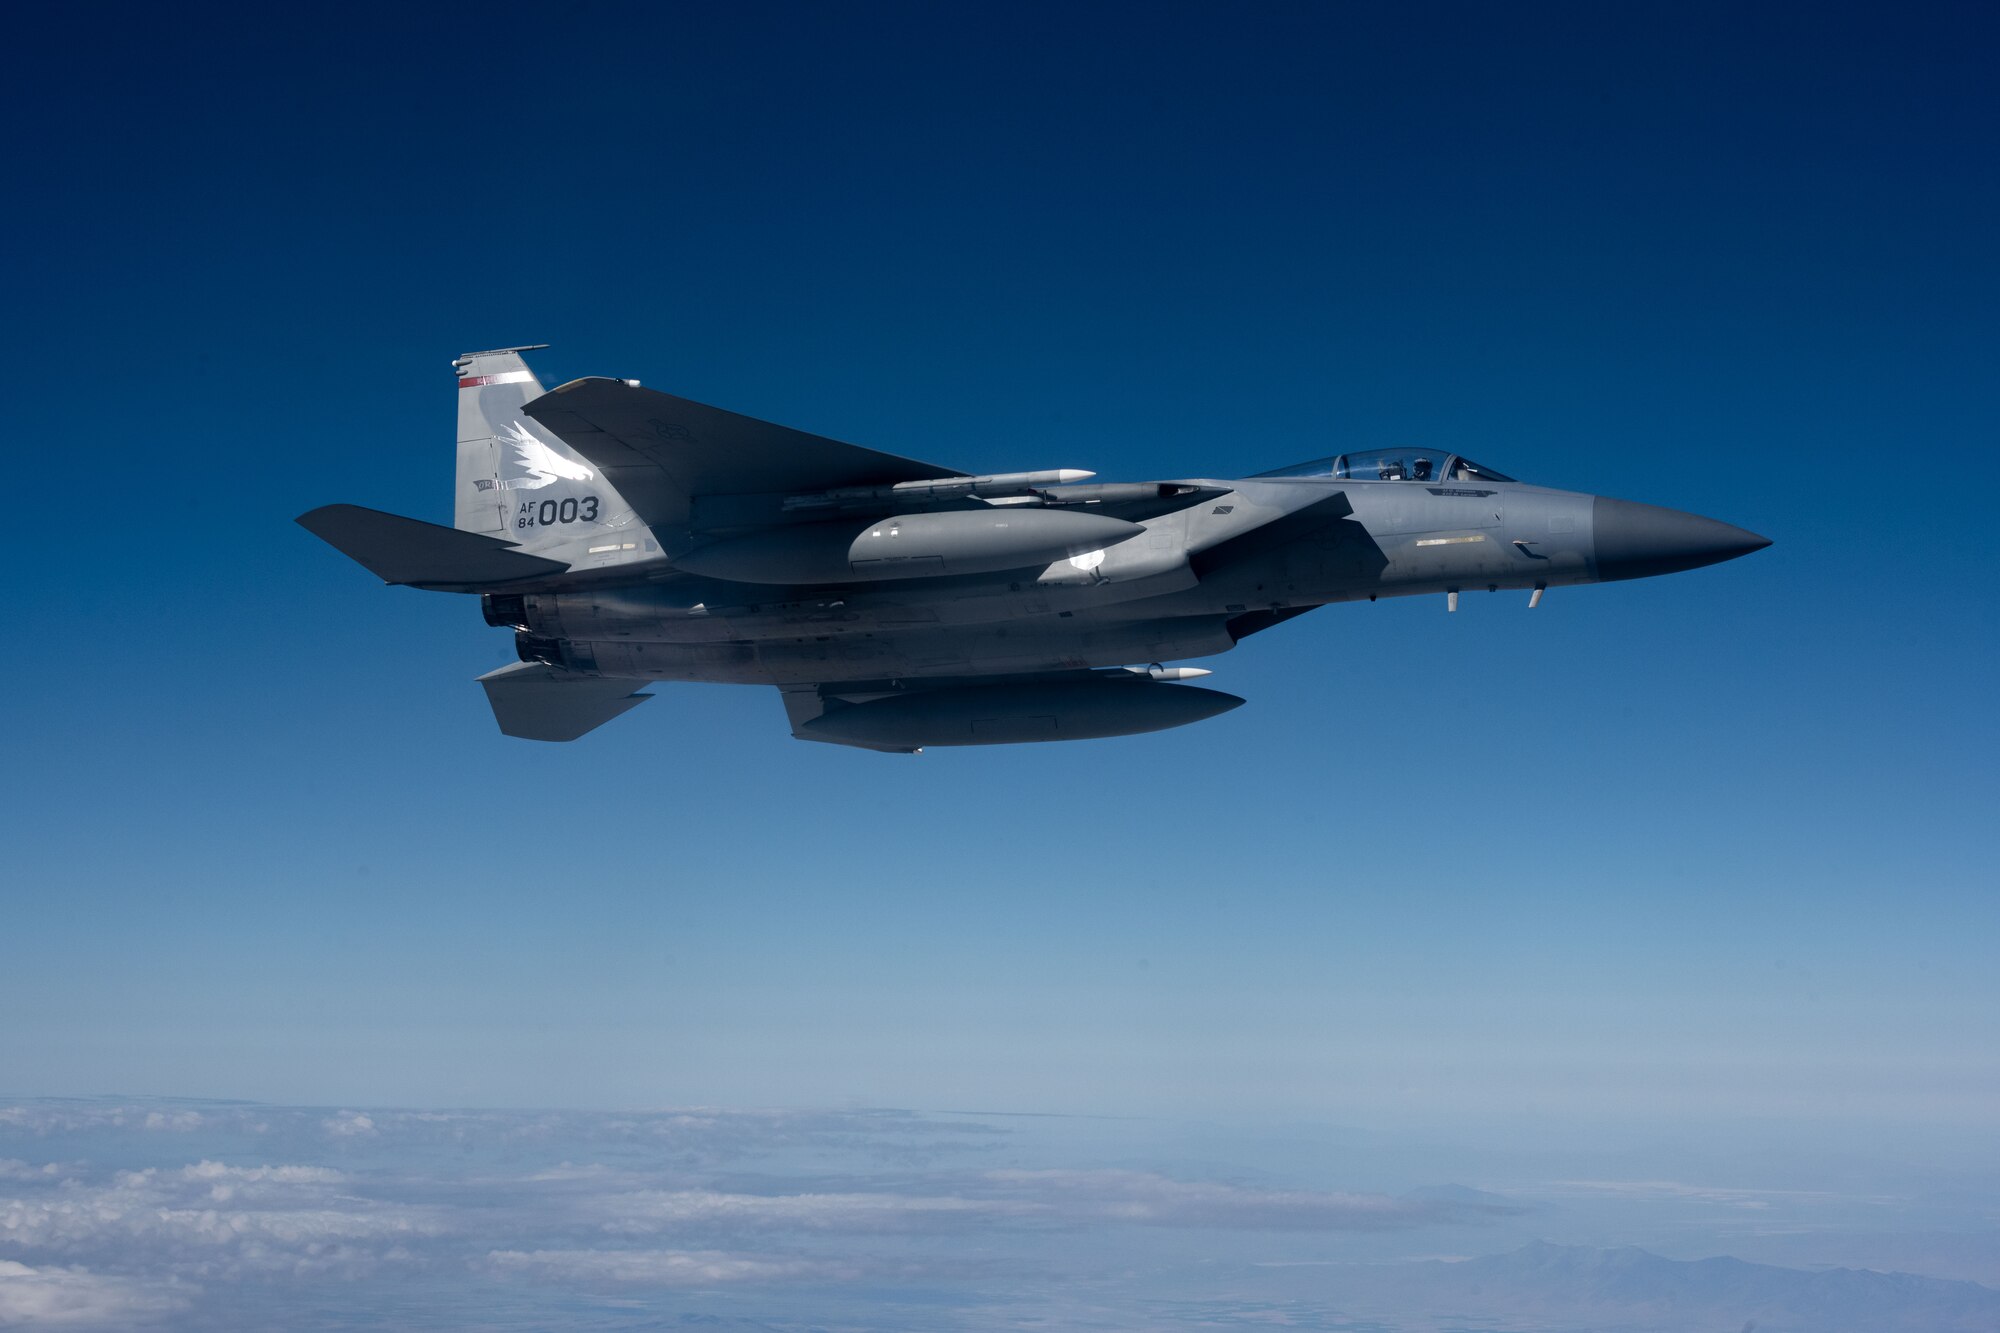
1592,496,1772,582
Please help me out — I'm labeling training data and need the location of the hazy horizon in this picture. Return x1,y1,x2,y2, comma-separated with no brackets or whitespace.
4,1095,1997,1329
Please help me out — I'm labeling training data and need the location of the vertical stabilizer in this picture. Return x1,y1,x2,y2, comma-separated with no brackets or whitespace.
452,346,653,569
455,346,550,535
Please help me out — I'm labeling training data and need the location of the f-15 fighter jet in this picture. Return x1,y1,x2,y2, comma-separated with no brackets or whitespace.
299,347,1769,751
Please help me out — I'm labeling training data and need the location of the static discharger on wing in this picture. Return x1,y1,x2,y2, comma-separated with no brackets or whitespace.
297,347,1770,750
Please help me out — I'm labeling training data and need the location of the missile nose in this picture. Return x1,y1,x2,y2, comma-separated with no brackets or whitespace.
1591,496,1771,582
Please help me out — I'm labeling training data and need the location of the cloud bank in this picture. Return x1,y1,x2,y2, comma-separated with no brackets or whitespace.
1,1098,1988,1331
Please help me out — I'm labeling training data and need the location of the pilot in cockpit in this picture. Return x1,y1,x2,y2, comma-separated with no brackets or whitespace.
1412,457,1434,481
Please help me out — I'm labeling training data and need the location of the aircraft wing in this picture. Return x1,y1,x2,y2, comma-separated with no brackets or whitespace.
477,662,653,741
523,377,965,529
1189,489,1358,569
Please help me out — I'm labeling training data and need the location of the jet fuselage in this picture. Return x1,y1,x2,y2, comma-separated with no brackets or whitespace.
489,477,1754,688
300,347,1769,747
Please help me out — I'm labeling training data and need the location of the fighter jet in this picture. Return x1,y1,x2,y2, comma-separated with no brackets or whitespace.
298,346,1769,751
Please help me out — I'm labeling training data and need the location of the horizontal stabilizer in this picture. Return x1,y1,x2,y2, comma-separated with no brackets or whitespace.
477,662,652,741
297,504,568,589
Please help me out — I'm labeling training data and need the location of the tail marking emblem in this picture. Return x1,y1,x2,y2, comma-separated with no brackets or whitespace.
493,422,595,491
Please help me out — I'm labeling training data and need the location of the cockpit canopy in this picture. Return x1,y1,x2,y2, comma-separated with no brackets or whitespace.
1252,450,1516,484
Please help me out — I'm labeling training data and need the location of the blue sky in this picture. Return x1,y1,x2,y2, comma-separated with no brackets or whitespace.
2,0,1995,1163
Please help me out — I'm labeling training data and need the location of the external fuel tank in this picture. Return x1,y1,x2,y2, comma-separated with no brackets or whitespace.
797,678,1245,749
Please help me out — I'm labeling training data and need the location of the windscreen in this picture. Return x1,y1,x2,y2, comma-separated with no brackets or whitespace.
1252,451,1517,483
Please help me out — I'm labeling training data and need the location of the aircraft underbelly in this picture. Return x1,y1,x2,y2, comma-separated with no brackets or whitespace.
576,616,1238,686
513,558,1202,645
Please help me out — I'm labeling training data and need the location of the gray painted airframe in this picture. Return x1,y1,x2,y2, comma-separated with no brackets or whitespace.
298,347,1770,750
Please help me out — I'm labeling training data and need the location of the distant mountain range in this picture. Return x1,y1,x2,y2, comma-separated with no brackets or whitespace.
1400,1181,1529,1210
1314,1240,2000,1333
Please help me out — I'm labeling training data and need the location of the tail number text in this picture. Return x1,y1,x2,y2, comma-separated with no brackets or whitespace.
517,496,600,529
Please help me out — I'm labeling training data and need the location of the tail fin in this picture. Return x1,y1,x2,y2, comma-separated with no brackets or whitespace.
454,345,549,535
453,346,653,569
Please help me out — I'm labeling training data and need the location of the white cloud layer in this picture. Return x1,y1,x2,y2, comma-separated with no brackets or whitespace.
484,1248,857,1285
589,1188,1020,1234
0,1098,1493,1327
983,1169,1456,1229
0,1157,442,1280
578,1173,1452,1237
3,1098,1987,1331
0,1260,189,1326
